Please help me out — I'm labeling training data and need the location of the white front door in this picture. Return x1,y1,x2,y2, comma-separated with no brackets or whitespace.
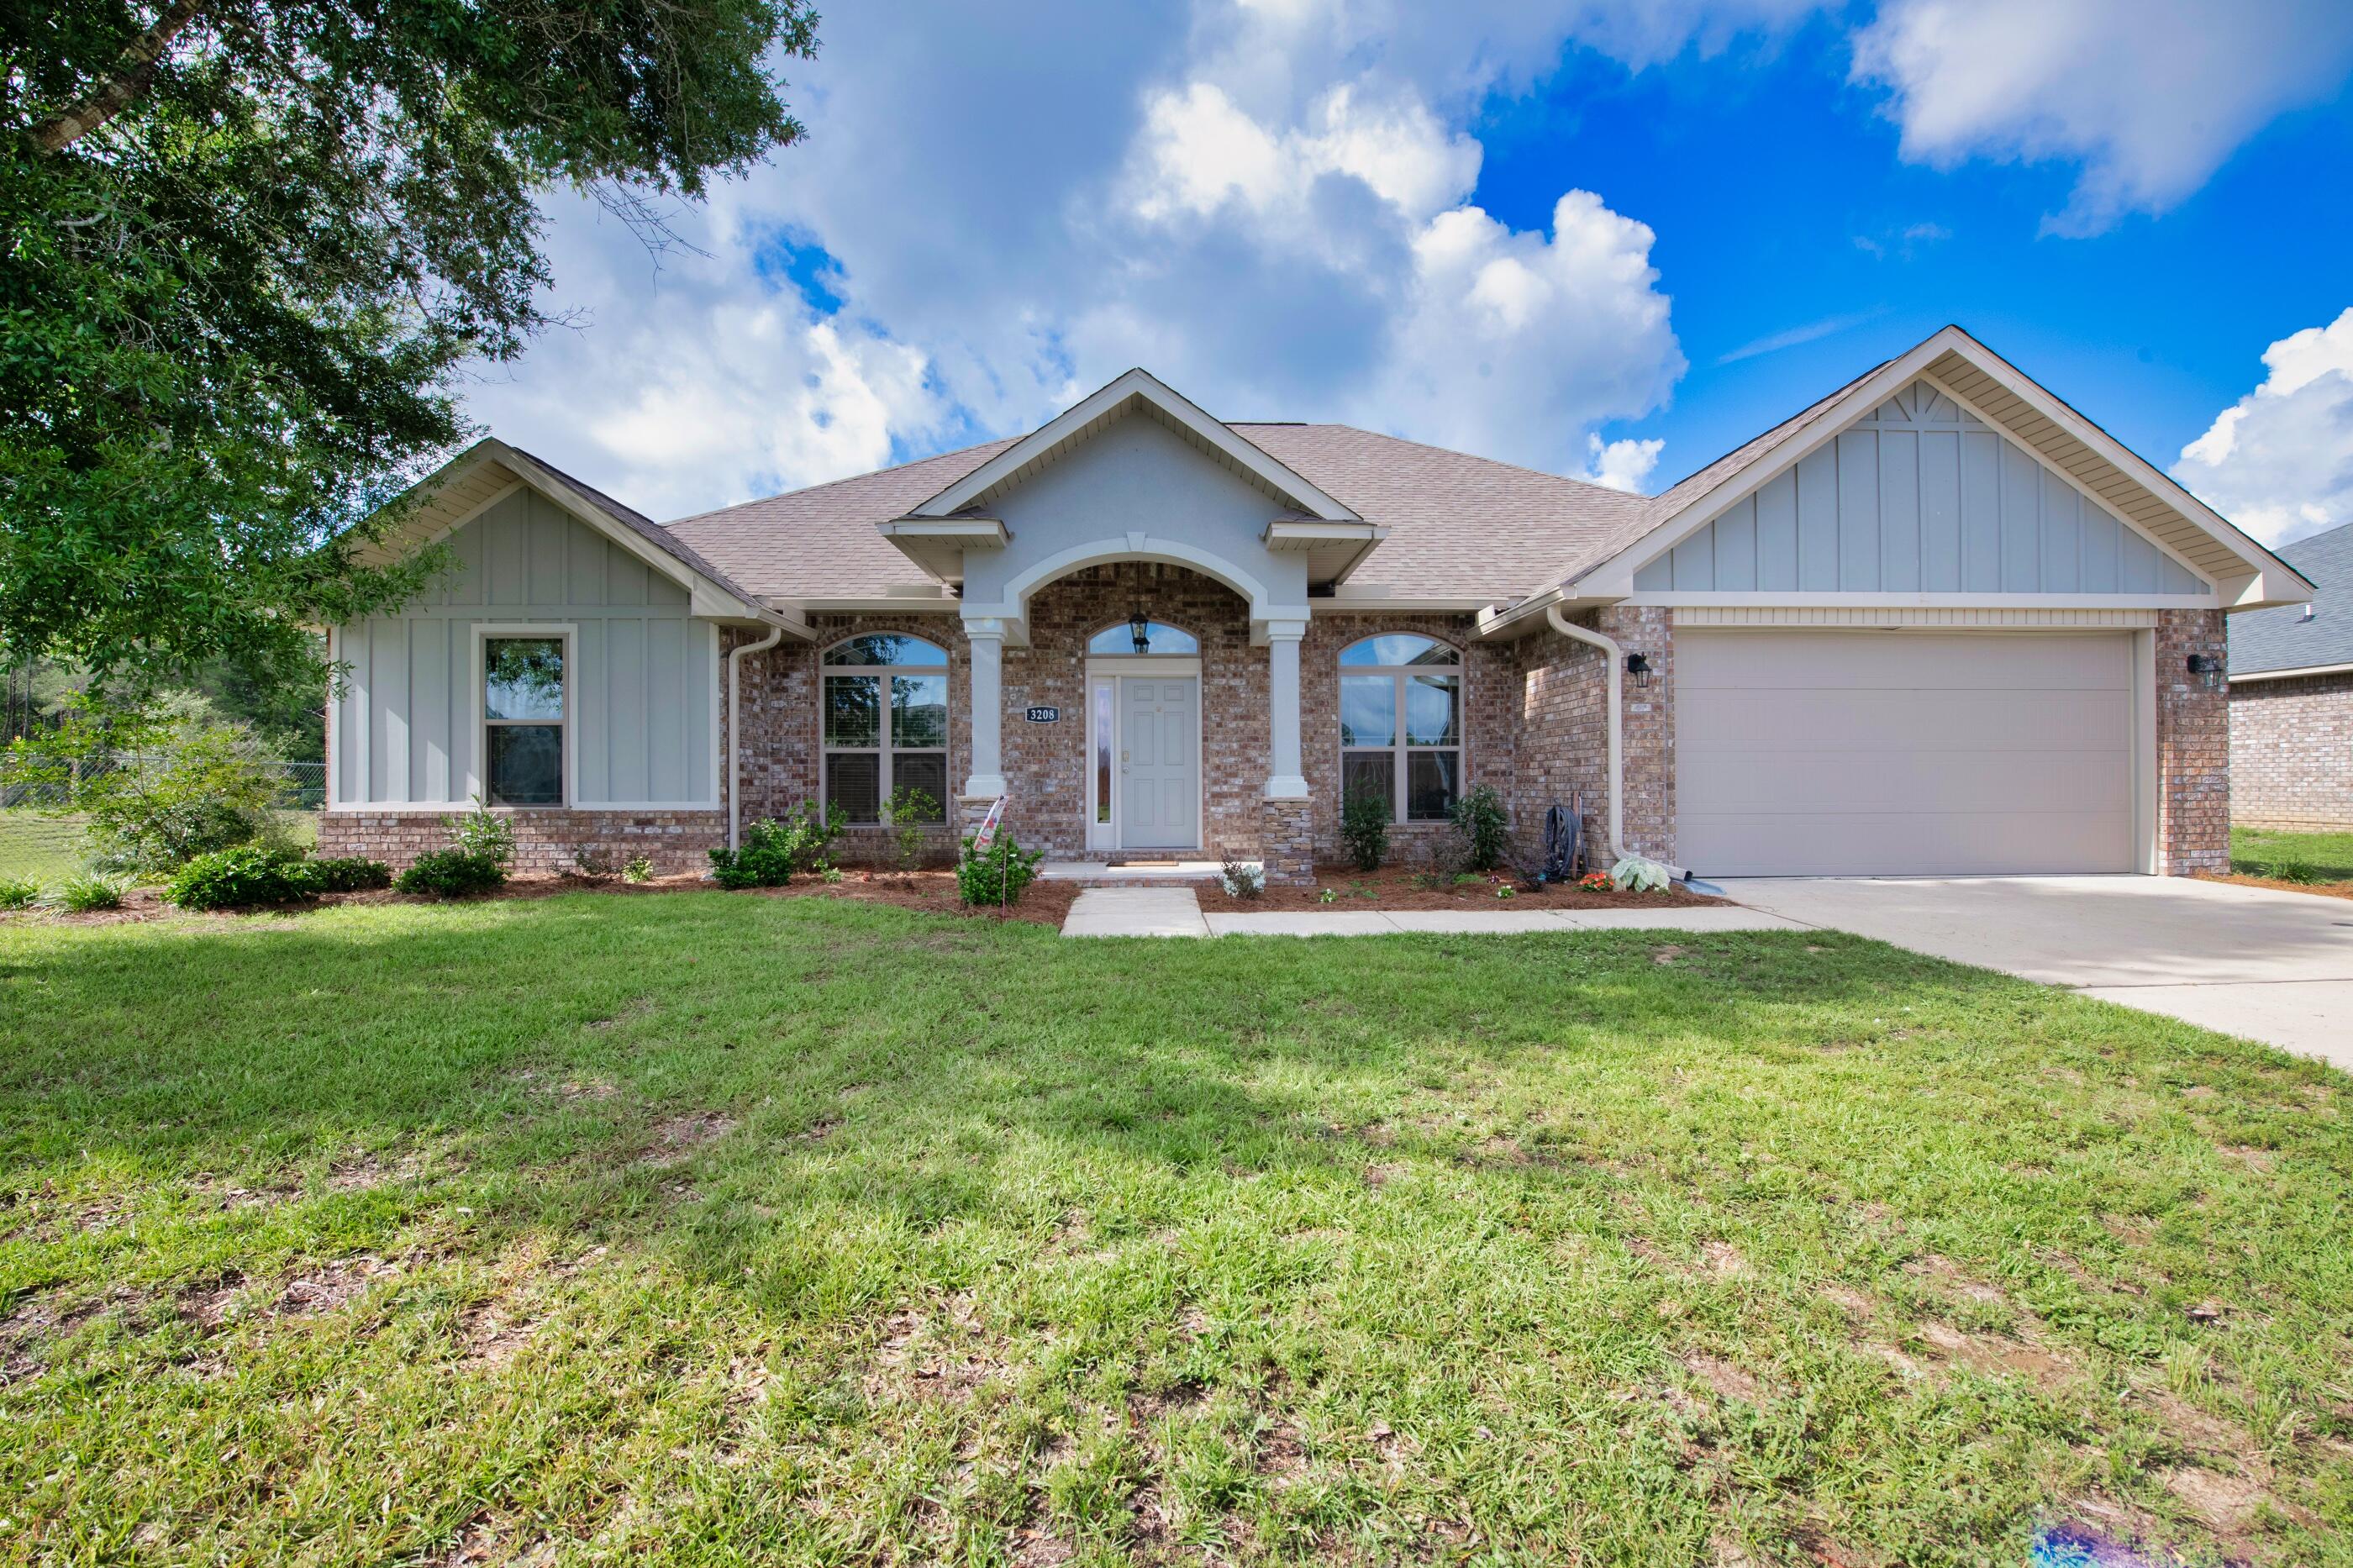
1119,677,1199,849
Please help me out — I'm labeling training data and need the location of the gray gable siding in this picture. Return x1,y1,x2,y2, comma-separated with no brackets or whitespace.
334,487,718,808
1634,381,2206,597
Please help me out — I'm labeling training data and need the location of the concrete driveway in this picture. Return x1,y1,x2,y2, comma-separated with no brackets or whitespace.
1717,876,2353,1070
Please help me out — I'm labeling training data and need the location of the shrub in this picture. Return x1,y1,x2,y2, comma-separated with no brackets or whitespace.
0,877,39,911
1219,854,1265,899
446,797,517,867
313,856,392,892
1610,855,1673,894
1448,784,1510,872
57,874,126,913
570,845,618,879
622,855,654,884
958,832,1045,908
166,845,322,909
1,694,287,875
709,816,799,888
2263,855,2322,885
394,848,506,897
708,801,845,889
1340,788,1389,872
878,786,941,871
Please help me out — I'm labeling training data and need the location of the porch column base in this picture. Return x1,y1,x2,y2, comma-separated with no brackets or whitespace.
1260,797,1314,887
955,794,1001,846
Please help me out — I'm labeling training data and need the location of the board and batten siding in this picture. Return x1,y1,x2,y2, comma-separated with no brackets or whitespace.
1634,381,2206,597
332,487,719,808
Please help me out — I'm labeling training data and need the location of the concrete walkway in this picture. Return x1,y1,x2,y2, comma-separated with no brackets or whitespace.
1719,875,2353,1070
1061,886,1805,939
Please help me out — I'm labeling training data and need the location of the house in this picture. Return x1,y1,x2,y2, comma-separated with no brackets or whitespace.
318,325,2311,884
2229,518,2353,830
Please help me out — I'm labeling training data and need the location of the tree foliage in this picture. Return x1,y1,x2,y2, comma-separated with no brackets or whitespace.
2,0,820,701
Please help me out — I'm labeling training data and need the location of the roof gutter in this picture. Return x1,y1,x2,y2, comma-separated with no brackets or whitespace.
726,624,787,850
1543,603,1687,880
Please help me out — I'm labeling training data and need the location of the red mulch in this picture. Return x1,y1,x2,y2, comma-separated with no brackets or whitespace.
9,870,1077,928
1227,865,1721,912
2196,871,2353,902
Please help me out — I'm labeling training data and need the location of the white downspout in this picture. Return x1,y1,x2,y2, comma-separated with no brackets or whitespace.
726,623,786,850
1544,603,1686,879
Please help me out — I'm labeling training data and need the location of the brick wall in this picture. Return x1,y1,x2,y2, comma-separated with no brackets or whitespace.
2156,608,2229,874
2229,669,2353,831
1300,612,1515,867
1506,606,1674,870
317,808,724,874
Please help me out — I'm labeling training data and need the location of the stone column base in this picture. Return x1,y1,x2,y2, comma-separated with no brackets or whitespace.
955,795,1000,849
1261,797,1315,887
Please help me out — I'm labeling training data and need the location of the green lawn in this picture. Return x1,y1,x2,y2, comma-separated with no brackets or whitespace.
3,896,2349,1565
2231,826,2353,886
0,812,90,886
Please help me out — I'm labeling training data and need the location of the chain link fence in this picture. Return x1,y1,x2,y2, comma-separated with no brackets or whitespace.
2,757,324,809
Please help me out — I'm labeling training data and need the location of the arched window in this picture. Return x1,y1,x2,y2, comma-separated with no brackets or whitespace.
822,634,949,823
1339,634,1461,823
1087,619,1199,655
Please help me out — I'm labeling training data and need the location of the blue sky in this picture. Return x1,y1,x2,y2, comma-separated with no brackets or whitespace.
466,0,2353,548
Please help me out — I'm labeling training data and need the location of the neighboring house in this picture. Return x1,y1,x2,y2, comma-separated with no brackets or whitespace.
321,326,2310,883
2229,519,2353,830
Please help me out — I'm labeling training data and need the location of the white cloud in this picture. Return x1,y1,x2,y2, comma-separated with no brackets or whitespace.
1580,434,1666,492
2171,309,2353,549
1852,0,2353,235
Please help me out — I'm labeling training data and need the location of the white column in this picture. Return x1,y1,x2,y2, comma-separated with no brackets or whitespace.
1265,618,1308,799
962,617,1008,800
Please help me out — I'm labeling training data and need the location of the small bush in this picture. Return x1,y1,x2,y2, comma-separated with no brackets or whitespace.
1340,789,1390,872
1610,855,1672,894
622,855,654,884
447,798,517,867
1448,784,1510,873
166,845,322,909
570,845,618,879
0,876,39,910
958,832,1045,908
1219,854,1264,899
879,786,942,871
394,849,505,897
57,874,126,912
708,801,845,889
313,856,392,892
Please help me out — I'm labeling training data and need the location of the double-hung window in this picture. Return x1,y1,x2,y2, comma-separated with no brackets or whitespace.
483,635,566,805
822,634,949,822
1338,634,1461,822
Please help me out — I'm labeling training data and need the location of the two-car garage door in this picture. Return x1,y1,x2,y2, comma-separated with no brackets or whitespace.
1676,629,2139,876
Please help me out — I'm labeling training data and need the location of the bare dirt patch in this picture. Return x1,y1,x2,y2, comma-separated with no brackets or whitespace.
1684,1353,1761,1403
640,1113,736,1166
277,1255,391,1316
1819,1284,1875,1318
1912,1319,2073,1383
1903,1253,2005,1305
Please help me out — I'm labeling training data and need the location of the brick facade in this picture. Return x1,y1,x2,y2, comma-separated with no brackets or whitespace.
2229,668,2353,831
2156,608,2230,875
1504,607,1674,870
316,808,725,874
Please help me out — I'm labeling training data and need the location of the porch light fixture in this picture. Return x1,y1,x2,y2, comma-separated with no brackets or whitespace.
1128,606,1151,654
2187,652,2224,687
1624,651,1653,688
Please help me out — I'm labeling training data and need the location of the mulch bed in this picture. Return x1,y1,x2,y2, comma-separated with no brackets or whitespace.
1226,865,1723,912
8,870,1079,929
2198,871,2353,902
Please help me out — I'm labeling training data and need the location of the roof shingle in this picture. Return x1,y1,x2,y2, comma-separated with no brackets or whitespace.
2229,520,2353,675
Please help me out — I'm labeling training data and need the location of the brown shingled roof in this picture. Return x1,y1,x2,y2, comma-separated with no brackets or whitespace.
661,424,1650,604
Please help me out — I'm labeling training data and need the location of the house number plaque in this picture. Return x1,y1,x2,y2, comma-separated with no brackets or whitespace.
1024,706,1060,723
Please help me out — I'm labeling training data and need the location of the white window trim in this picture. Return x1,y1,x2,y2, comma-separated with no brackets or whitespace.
819,637,952,825
1338,638,1465,826
472,624,576,808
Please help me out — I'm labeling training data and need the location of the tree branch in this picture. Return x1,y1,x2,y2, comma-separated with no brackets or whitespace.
27,0,208,154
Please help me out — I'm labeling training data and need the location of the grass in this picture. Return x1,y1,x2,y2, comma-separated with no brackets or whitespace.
2230,826,2353,887
2,895,2350,1565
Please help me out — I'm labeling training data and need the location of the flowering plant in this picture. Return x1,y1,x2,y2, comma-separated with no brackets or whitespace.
1578,871,1614,892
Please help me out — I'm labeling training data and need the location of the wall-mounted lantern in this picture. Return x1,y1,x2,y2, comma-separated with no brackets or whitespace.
2187,652,2224,687
1624,651,1653,689
1128,606,1151,655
